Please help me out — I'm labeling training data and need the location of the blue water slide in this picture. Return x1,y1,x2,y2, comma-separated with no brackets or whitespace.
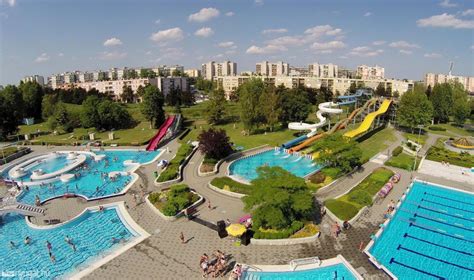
282,134,308,149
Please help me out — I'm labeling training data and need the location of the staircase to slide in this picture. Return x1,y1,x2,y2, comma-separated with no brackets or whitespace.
146,116,176,151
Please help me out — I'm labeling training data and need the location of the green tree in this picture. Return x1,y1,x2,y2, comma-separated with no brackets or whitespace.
136,85,145,98
279,88,311,124
195,77,214,93
238,78,265,133
49,102,72,132
397,89,433,131
0,85,24,139
206,88,226,125
243,166,315,230
311,134,362,172
197,128,233,160
375,83,386,97
41,94,58,119
19,81,44,119
140,85,165,128
451,82,470,126
81,96,101,128
260,86,281,131
430,83,453,123
165,86,181,106
97,100,133,130
121,85,135,103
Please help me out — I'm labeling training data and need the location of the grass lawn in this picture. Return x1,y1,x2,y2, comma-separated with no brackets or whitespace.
428,123,474,137
359,127,397,162
426,138,474,168
385,153,421,171
0,147,23,159
325,167,394,221
403,132,428,146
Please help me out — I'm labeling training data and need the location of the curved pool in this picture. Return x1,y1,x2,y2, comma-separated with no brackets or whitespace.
229,149,321,182
0,205,143,279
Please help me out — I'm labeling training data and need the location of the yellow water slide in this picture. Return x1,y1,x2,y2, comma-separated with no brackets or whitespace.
343,99,392,138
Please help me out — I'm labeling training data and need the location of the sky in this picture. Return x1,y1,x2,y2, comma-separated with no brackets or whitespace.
0,0,473,85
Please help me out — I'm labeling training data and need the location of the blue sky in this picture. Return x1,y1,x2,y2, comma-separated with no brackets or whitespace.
0,0,473,85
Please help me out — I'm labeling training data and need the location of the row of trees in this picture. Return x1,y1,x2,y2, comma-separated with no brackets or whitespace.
397,82,472,130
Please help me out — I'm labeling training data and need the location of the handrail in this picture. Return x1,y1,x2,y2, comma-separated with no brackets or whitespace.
243,264,262,272
289,256,321,271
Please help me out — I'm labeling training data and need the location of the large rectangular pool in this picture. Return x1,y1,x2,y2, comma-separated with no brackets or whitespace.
242,263,357,280
368,180,474,280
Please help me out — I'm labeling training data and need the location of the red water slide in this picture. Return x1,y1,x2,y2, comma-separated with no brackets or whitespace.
146,116,175,151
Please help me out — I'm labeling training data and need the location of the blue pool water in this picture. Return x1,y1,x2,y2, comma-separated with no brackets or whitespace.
369,181,474,280
242,263,357,280
5,150,159,204
229,149,321,182
0,207,137,279
23,155,74,176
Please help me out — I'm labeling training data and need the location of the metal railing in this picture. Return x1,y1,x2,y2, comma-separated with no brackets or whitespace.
289,256,321,271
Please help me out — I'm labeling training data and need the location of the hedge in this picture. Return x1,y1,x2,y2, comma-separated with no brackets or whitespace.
428,126,446,131
210,176,253,194
392,146,403,156
157,144,194,182
253,221,304,239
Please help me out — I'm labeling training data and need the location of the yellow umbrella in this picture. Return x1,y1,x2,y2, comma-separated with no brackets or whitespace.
226,224,247,237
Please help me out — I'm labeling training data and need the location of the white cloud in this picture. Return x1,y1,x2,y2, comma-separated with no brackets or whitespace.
304,25,342,37
150,27,184,43
152,48,184,63
225,11,234,17
349,46,383,57
188,7,220,22
262,28,288,35
417,13,474,29
389,40,420,48
103,37,122,47
399,50,413,55
471,45,474,50
461,9,474,16
267,35,306,46
424,52,442,58
364,12,372,17
194,27,214,37
372,40,386,46
439,0,457,8
145,51,152,55
255,0,264,5
1,0,15,7
35,53,50,63
246,44,287,54
58,53,64,57
218,41,236,48
155,19,161,24
311,41,346,51
99,51,127,60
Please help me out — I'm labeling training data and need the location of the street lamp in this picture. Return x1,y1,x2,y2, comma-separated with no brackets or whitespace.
413,125,424,171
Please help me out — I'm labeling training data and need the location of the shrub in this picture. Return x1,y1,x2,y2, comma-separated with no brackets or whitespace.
156,144,194,182
429,126,446,131
309,172,326,184
321,167,342,178
406,141,412,148
150,184,199,216
253,221,304,239
392,146,403,156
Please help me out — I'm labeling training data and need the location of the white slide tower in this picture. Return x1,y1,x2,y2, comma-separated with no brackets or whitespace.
288,102,343,137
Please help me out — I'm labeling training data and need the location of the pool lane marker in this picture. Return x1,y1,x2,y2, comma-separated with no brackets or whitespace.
413,213,474,232
396,244,474,272
404,201,474,222
424,191,474,207
420,198,474,214
403,233,473,256
407,222,474,243
389,258,446,280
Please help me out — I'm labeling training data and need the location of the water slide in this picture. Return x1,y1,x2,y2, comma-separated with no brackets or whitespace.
343,99,392,138
146,116,175,151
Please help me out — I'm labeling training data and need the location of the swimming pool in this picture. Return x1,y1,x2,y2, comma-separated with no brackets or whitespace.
368,180,474,279
0,205,142,279
3,149,160,204
229,149,321,182
242,263,357,280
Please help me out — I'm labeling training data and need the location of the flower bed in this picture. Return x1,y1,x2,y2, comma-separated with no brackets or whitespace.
325,168,394,221
148,184,199,216
253,221,304,239
290,223,319,239
426,139,474,168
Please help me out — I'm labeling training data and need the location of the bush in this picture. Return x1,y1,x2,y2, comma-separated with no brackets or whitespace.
309,172,326,184
321,167,342,178
406,141,412,148
157,144,194,182
392,146,403,156
253,221,304,239
210,176,253,194
429,126,446,131
150,184,199,216
325,199,360,221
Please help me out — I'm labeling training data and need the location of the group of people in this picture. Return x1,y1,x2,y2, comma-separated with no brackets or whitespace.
9,235,77,264
199,250,231,278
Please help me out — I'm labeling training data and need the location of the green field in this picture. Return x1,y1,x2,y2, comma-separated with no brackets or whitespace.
358,127,397,162
403,132,428,146
426,138,474,168
385,153,421,171
428,123,473,137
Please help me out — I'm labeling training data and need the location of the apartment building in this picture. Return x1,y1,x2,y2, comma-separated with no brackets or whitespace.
201,61,237,80
49,74,65,89
357,65,385,80
22,75,45,86
92,71,108,81
425,73,474,93
216,75,413,99
152,65,184,77
308,63,338,78
63,72,77,84
77,72,93,83
75,77,189,101
184,69,201,78
289,66,310,77
255,61,289,76
337,68,358,79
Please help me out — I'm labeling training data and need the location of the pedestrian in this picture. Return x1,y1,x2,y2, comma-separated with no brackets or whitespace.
49,251,56,263
208,200,212,210
9,241,15,249
180,232,185,244
46,240,52,252
65,235,76,252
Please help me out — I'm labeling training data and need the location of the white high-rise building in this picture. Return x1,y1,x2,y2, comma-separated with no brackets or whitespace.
184,69,201,78
255,61,289,76
152,65,184,77
49,74,65,89
308,63,338,78
22,75,45,85
357,65,385,80
201,61,237,80
77,72,93,83
425,73,474,93
92,71,108,81
63,72,76,84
